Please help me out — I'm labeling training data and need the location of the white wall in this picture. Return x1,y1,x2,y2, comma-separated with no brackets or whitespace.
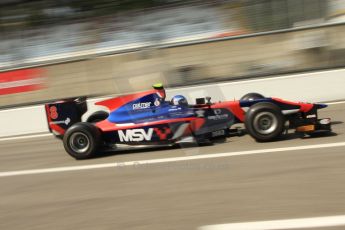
167,69,345,103
1,68,344,138
0,105,48,137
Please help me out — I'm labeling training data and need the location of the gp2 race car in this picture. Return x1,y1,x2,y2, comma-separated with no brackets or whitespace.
45,84,331,159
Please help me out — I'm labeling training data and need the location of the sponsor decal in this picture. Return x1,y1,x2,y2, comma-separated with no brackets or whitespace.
195,110,205,117
0,68,45,95
154,127,171,140
154,98,161,106
212,130,225,137
306,114,317,118
118,128,153,142
214,109,222,115
207,114,229,120
206,109,229,120
49,117,71,126
49,106,59,119
133,102,151,110
169,106,182,112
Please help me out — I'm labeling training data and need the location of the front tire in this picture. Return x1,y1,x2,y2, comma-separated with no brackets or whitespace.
245,102,285,142
240,92,265,101
63,122,101,159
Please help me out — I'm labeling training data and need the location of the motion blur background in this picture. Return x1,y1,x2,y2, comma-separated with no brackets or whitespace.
0,0,344,107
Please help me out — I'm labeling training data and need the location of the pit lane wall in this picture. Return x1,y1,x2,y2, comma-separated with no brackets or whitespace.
1,23,344,108
1,68,344,138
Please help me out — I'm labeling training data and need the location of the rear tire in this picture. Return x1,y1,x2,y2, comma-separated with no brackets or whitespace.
63,122,100,159
245,102,285,142
241,92,265,101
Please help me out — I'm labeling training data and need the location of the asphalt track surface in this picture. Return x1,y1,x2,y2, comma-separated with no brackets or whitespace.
1,103,345,230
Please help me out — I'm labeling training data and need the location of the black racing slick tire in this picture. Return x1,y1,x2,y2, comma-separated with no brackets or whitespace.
86,111,109,123
245,102,285,142
63,122,101,159
240,92,265,101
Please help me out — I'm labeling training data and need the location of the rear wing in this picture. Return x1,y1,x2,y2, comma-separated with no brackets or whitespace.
45,97,87,137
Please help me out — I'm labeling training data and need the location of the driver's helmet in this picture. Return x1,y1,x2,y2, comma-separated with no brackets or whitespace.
171,95,188,106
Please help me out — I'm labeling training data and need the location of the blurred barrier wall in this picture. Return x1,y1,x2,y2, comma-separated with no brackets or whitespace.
0,23,344,107
0,0,329,69
1,68,345,138
167,68,345,103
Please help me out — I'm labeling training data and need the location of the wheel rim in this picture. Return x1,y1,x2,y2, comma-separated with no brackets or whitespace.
69,132,90,154
253,111,278,135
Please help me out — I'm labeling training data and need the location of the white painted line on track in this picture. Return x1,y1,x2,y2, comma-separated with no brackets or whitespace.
1,141,345,178
198,215,345,230
0,133,52,142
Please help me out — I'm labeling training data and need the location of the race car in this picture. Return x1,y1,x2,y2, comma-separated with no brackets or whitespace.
45,83,331,159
